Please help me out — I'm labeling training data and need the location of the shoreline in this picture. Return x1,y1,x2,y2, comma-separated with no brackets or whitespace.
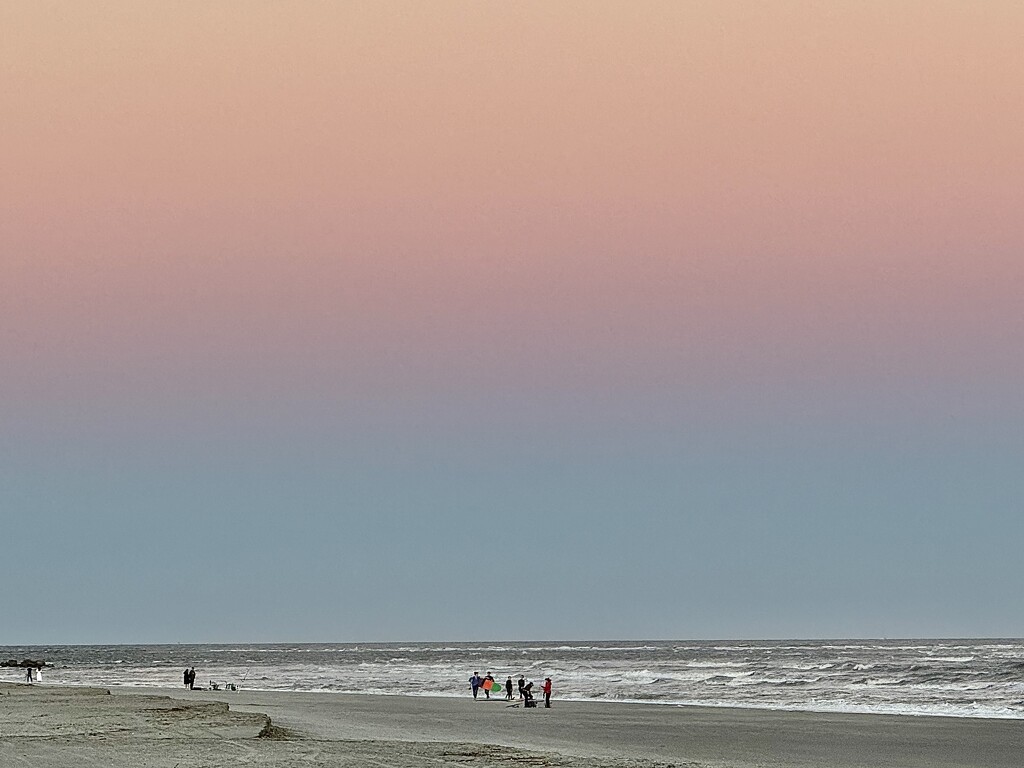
3,682,1023,767
5,639,1022,721
23,678,1023,721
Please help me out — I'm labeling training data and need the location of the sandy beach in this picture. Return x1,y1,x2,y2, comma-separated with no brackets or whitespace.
2,683,1022,767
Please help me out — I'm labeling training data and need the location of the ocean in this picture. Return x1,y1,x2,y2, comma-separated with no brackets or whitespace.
3,639,1023,719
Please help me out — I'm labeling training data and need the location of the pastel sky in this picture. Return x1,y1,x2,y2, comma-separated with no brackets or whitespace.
2,1,1022,643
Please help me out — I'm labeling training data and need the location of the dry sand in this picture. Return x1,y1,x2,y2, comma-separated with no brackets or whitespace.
2,682,1022,767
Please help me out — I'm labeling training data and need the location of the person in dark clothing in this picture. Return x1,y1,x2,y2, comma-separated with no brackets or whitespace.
188,667,196,690
505,676,514,700
542,677,552,708
517,675,526,700
469,672,481,699
523,680,536,707
184,668,190,689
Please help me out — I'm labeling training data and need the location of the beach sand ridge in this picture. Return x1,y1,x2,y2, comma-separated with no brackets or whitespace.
0,684,685,768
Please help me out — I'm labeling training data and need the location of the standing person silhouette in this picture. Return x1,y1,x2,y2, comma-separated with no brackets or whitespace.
542,677,552,708
183,668,190,689
505,676,514,700
517,675,526,700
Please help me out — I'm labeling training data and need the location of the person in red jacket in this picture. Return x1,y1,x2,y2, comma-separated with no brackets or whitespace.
542,677,552,708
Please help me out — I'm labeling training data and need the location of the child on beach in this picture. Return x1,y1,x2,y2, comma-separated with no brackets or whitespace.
523,680,536,707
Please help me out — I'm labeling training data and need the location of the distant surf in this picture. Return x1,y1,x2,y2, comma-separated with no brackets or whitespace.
3,639,1023,719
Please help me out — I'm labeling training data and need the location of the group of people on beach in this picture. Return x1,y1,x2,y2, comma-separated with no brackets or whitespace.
468,672,552,708
182,666,197,690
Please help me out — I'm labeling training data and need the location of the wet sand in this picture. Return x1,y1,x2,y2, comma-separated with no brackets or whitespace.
2,682,1022,767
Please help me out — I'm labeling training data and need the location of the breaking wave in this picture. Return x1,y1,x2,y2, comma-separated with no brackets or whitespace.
3,639,1023,719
